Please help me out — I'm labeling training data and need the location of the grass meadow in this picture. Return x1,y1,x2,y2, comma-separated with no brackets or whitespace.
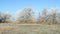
0,23,60,34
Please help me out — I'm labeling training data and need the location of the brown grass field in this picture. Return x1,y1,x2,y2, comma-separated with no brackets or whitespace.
0,23,60,34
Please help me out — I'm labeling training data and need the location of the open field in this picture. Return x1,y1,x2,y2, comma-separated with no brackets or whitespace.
0,23,60,34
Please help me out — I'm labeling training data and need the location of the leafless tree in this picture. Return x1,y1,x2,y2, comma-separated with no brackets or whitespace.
50,9,58,24
46,8,58,24
41,8,48,24
4,11,11,23
16,7,34,23
37,12,41,24
0,12,2,23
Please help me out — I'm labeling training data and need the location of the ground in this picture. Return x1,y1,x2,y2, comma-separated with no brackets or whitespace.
0,23,60,34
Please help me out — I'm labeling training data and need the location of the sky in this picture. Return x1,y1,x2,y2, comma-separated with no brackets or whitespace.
0,0,60,19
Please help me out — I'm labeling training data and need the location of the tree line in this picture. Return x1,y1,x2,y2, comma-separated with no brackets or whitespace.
0,7,60,24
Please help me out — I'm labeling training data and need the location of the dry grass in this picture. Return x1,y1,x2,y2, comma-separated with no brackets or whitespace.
0,23,60,34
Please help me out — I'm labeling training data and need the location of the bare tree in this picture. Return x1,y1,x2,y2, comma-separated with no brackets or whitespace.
41,8,48,24
37,12,41,24
16,7,34,23
0,12,5,23
0,12,2,23
46,8,58,24
4,11,11,23
51,9,58,24
37,8,48,24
